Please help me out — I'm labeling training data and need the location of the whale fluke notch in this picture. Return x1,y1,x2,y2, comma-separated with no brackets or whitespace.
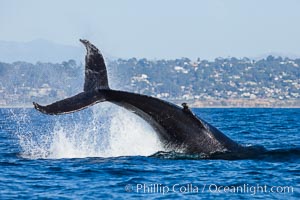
79,39,109,91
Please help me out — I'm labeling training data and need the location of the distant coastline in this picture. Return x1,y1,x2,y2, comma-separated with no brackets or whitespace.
0,56,299,108
2,99,299,109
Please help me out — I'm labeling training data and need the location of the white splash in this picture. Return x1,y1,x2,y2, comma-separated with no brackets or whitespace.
15,103,164,159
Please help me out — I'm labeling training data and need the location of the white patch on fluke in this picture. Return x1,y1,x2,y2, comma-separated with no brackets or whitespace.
15,103,164,159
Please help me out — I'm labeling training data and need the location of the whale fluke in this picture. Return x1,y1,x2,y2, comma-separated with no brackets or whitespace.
33,39,110,115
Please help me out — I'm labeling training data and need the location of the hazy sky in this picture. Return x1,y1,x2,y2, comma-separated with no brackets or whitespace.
1,0,300,59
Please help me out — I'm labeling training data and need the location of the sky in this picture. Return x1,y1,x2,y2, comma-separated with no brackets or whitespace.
1,0,300,60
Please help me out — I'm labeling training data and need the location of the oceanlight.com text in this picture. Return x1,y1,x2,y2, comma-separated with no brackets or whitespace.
125,183,294,195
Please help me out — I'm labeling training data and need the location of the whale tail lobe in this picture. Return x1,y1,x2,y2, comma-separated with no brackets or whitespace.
80,39,110,92
33,39,110,115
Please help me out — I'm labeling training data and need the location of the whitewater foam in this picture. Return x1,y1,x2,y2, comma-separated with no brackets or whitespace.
14,103,164,159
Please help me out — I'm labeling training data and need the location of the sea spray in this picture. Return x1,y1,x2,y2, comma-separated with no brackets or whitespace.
105,106,164,157
13,103,164,159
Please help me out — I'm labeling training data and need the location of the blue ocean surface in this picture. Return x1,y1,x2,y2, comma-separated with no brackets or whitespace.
0,106,299,199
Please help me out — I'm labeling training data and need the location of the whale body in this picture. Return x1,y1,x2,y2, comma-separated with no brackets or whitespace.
33,39,245,154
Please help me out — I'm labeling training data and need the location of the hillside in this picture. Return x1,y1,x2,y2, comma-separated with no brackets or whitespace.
0,56,299,107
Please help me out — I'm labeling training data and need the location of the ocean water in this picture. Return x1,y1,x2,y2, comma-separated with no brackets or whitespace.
0,105,299,199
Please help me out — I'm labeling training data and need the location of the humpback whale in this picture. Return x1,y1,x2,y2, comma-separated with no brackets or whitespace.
33,39,245,155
